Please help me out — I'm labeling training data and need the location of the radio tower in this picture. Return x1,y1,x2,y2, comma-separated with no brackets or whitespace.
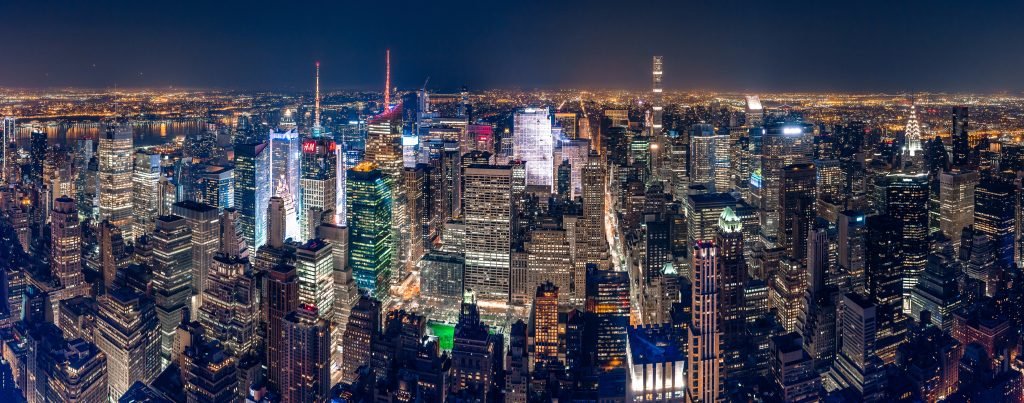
384,49,391,111
313,62,322,136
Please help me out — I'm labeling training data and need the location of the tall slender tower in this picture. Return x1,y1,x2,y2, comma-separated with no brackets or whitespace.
99,124,135,240
384,49,391,110
313,62,322,137
651,56,663,135
688,240,722,402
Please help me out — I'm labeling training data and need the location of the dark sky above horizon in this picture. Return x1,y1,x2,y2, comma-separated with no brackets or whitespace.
3,0,1024,93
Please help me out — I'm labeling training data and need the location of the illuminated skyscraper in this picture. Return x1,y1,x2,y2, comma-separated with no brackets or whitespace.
525,229,573,306
51,197,87,309
716,207,746,381
586,266,630,371
295,238,335,322
974,179,1016,269
150,214,192,369
95,287,161,401
199,254,258,357
838,210,867,294
939,169,978,252
300,138,338,241
513,108,554,191
688,241,721,402
651,56,663,135
903,103,923,162
346,163,393,302
197,165,234,210
270,128,301,239
689,124,724,190
463,165,513,304
182,337,238,402
0,117,12,184
530,282,562,367
281,305,331,403
341,296,380,384
131,151,162,238
235,141,272,251
758,122,813,242
884,172,929,311
98,125,135,240
780,163,816,263
172,201,220,312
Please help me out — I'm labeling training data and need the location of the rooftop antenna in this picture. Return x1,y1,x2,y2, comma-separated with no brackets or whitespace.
314,62,321,132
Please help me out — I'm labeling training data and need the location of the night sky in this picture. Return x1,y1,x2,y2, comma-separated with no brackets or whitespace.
3,0,1024,92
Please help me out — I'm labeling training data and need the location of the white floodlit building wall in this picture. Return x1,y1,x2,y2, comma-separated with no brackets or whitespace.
513,108,554,192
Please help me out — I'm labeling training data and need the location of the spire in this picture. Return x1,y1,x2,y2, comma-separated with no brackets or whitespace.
384,49,391,111
313,62,322,135
905,101,922,156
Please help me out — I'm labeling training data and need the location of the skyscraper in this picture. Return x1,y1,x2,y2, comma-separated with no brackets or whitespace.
95,287,161,400
300,138,338,241
530,282,562,367
780,163,817,263
865,214,905,364
689,124,730,191
150,214,192,369
172,201,220,312
235,141,272,252
462,165,513,304
717,207,746,381
346,163,393,302
974,179,1016,269
884,172,929,312
758,122,814,242
341,296,380,384
131,151,162,238
295,239,335,322
0,117,12,184
939,170,979,252
651,56,663,135
270,128,301,240
265,264,299,391
688,241,721,403
98,125,135,240
51,197,87,308
513,108,554,191
281,305,331,403
585,266,630,371
951,106,970,167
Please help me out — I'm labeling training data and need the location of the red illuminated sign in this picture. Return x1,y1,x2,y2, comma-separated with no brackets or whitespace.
303,141,316,153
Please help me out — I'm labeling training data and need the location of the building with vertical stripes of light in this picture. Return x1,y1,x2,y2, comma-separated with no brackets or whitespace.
235,141,271,252
688,240,721,403
462,165,513,304
98,125,135,240
346,162,394,303
513,108,554,192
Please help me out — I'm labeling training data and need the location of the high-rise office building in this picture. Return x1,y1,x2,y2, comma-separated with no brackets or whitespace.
100,220,128,291
829,293,886,401
586,266,630,371
265,263,299,391
525,229,573,306
347,163,393,302
199,254,258,357
235,141,272,252
51,197,87,308
838,210,867,294
757,122,813,242
884,172,929,311
172,201,220,312
689,124,731,192
197,165,234,210
939,170,978,252
0,117,12,184
463,165,513,304
95,287,161,400
281,305,331,403
951,106,970,167
131,151,162,238
974,179,1016,269
270,128,301,240
150,215,192,369
530,282,562,367
513,108,554,191
341,296,380,384
300,138,338,241
98,125,135,240
182,337,238,402
451,299,502,401
268,196,287,248
688,241,721,403
780,163,816,263
295,239,335,322
865,214,905,364
717,207,746,381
